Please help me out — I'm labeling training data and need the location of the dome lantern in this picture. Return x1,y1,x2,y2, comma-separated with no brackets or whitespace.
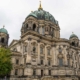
38,1,43,10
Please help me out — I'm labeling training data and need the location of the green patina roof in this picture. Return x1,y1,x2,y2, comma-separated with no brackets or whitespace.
27,9,58,24
69,33,78,39
0,28,8,34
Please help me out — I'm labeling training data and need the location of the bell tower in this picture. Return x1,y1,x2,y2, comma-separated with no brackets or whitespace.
0,26,9,47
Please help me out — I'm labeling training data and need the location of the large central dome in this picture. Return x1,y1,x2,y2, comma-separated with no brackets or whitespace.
27,2,58,25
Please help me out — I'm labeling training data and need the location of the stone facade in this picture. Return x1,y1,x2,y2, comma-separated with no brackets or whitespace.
1,3,80,80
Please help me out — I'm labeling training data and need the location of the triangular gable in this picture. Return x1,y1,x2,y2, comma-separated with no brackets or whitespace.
9,40,18,47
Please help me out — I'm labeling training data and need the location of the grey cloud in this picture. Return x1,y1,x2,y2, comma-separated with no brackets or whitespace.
0,0,80,44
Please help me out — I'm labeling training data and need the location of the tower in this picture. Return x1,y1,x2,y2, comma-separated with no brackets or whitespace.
0,26,9,47
69,32,79,47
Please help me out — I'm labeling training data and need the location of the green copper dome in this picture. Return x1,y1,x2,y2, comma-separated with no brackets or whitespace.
27,1,58,25
69,33,78,39
0,28,8,34
27,9,58,24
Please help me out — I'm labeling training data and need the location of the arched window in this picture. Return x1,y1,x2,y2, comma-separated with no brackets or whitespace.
25,58,26,64
48,59,51,65
24,24,28,32
47,49,50,55
26,24,28,28
40,47,43,54
1,38,4,43
72,42,75,46
59,58,63,66
41,70,43,77
16,59,19,64
33,24,36,31
33,46,36,53
49,70,51,75
15,69,18,75
41,59,43,65
51,28,54,37
24,46,27,52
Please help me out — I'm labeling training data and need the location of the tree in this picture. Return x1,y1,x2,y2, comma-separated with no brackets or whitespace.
0,47,12,77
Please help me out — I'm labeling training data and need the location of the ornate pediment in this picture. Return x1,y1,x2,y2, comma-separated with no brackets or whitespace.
9,39,19,47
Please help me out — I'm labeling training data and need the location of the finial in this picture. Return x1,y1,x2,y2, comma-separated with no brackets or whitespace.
72,32,74,34
38,0,43,10
3,25,5,28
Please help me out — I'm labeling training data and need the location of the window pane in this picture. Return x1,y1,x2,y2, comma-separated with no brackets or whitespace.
59,58,63,66
47,49,50,55
40,47,43,54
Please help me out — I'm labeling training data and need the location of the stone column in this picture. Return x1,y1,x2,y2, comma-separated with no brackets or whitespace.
36,69,41,75
20,41,25,65
55,45,59,66
57,30,60,38
21,41,24,56
37,41,40,64
56,30,58,38
63,48,68,65
45,45,47,65
52,45,56,66
39,25,42,34
54,30,57,38
26,38,32,64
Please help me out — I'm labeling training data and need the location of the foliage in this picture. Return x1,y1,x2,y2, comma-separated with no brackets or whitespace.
0,47,12,77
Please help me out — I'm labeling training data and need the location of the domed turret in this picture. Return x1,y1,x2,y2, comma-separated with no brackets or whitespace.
0,26,9,47
69,33,78,39
69,32,79,47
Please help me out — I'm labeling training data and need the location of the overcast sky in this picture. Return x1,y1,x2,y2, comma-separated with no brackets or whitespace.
0,0,80,44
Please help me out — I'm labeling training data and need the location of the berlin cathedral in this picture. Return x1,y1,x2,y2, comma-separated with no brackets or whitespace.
0,1,80,80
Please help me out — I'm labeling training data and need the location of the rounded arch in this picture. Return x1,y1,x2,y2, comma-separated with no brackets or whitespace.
33,23,36,31
40,43,45,48
31,40,38,45
46,45,51,49
1,37,5,43
71,42,75,46
26,24,28,28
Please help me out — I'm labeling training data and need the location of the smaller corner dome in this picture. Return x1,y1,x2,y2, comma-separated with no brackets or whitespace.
0,27,8,34
69,33,78,39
